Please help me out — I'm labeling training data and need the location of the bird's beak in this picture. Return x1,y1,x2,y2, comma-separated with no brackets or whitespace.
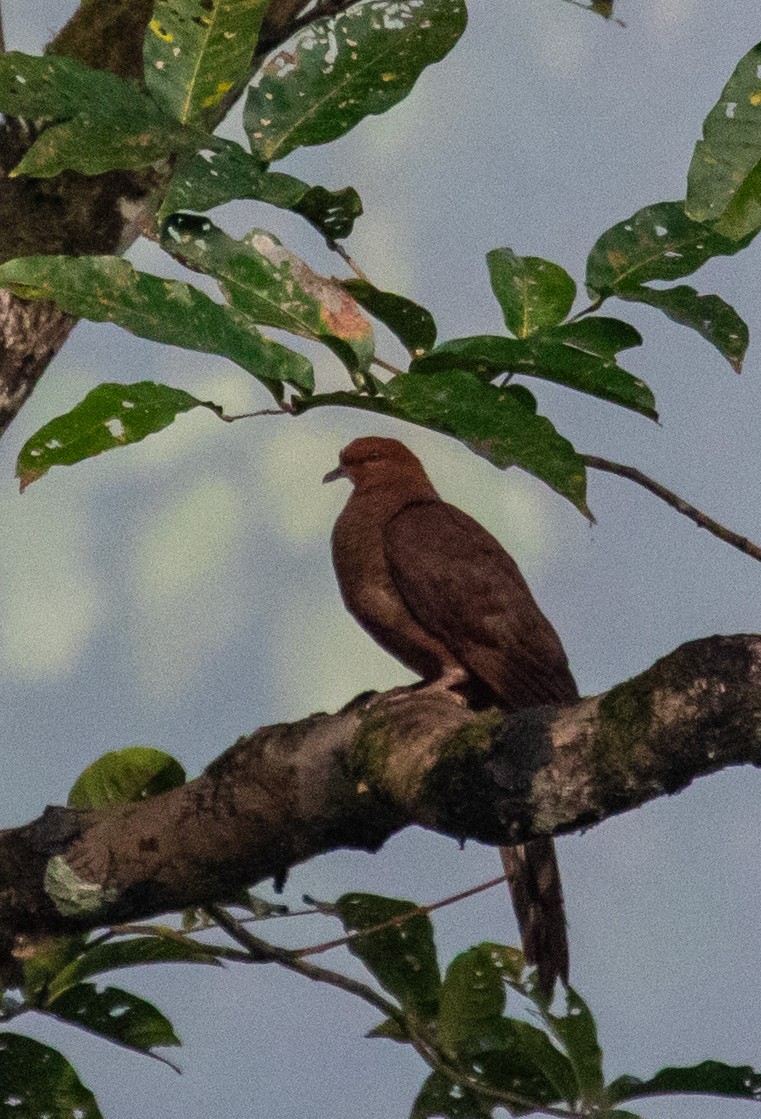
322,464,346,484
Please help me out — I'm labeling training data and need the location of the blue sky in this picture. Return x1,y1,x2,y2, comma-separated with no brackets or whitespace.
1,1,760,1117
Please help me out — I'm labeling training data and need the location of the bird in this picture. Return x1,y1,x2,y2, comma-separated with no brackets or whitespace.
323,435,579,995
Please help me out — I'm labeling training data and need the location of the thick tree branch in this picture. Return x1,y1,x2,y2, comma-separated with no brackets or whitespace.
0,634,758,965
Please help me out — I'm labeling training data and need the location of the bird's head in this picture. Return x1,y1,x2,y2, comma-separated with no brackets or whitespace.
323,436,436,493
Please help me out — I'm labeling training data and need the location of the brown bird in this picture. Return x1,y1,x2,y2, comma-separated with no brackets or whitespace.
324,435,578,994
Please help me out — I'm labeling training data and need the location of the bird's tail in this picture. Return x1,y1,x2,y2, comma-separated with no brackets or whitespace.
500,838,568,997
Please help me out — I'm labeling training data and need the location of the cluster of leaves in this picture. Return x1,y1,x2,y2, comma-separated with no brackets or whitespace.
3,746,761,1119
0,1,758,516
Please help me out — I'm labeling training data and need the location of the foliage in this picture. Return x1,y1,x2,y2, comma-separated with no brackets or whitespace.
0,1,760,1117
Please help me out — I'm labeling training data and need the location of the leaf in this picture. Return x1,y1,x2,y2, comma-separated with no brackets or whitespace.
608,1059,761,1105
244,0,467,162
411,1072,492,1119
631,284,748,373
162,213,374,376
381,371,590,515
412,332,655,418
335,893,441,1019
0,53,197,178
0,1032,102,1119
16,383,226,491
68,745,186,809
486,250,576,337
686,42,761,239
550,316,642,355
47,936,222,1003
161,138,363,237
586,200,751,295
46,984,180,1059
367,1017,410,1043
0,255,314,394
437,944,513,1057
144,0,269,125
342,279,437,354
542,988,605,1106
23,936,87,1005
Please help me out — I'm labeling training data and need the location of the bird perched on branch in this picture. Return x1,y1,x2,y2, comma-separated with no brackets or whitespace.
324,435,578,995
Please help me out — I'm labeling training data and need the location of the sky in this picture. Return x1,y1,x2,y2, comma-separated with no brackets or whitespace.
1,1,761,1117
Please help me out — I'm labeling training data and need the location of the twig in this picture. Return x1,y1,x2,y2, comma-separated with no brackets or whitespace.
327,238,375,286
205,904,580,1119
295,874,508,959
371,356,405,376
584,454,761,563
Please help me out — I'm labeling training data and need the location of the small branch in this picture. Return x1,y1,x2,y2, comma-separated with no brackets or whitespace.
568,297,604,322
584,454,761,563
295,874,508,958
371,356,405,376
206,905,580,1119
327,238,375,286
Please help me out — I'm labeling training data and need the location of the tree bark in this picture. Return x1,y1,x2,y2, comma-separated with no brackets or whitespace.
0,633,758,969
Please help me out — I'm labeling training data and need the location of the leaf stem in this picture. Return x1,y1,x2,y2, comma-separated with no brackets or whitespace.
584,454,761,563
327,238,375,285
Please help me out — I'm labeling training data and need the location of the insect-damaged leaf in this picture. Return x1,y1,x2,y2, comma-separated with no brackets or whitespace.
0,254,314,394
16,382,226,491
144,0,269,125
162,213,374,376
244,0,467,162
486,250,576,338
0,1033,102,1119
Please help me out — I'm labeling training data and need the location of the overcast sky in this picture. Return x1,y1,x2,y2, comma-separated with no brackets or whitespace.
1,2,761,1117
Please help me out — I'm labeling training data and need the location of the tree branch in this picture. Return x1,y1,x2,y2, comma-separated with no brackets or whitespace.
0,634,758,960
585,454,761,563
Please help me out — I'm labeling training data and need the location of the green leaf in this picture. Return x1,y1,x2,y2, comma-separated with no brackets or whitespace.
144,0,269,125
494,1019,578,1106
586,200,751,295
486,250,576,337
0,53,197,178
47,936,222,1003
608,1060,761,1105
68,745,186,809
543,988,605,1106
686,42,761,239
0,255,314,395
342,279,437,355
16,383,226,491
0,1032,102,1119
46,984,180,1058
367,1017,410,1043
437,944,513,1057
335,893,441,1019
23,936,87,1005
381,370,590,515
244,0,467,162
411,1073,492,1119
162,214,374,376
631,284,748,373
161,138,363,237
412,333,655,418
549,316,642,355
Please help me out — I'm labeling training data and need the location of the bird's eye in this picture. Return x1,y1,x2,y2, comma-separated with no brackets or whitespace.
365,452,382,462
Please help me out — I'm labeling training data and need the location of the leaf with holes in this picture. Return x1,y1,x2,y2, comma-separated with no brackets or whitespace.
0,52,198,177
244,0,467,161
608,1060,761,1106
487,250,576,337
437,944,514,1057
541,988,605,1107
0,1033,102,1119
46,984,181,1061
161,138,363,237
68,745,187,809
686,42,761,240
336,893,441,1019
16,382,226,491
632,284,748,372
381,370,590,516
162,214,374,377
144,0,269,125
0,255,313,394
342,278,437,354
412,328,655,418
586,201,750,295
411,1072,491,1118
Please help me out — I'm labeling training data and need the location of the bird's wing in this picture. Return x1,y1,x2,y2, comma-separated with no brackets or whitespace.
384,500,578,709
